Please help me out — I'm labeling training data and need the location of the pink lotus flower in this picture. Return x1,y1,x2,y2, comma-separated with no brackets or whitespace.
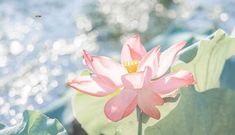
68,35,195,121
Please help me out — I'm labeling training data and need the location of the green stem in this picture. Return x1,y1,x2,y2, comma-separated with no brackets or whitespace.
136,106,142,135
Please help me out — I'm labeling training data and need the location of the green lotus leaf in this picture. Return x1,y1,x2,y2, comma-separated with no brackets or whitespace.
145,86,235,135
172,29,235,92
0,110,67,135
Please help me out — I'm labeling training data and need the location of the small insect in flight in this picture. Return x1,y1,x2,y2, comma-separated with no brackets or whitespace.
34,15,42,18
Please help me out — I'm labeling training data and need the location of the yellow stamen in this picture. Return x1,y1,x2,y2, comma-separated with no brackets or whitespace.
123,60,138,73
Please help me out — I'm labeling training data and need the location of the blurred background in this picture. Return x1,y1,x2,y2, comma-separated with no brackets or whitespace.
0,0,235,134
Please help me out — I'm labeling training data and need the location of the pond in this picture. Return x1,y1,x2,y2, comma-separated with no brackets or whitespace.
0,0,234,127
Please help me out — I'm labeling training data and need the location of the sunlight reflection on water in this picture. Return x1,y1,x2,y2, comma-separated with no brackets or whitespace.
0,0,98,125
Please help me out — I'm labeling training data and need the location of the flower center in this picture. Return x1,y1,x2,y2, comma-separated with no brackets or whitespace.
123,60,138,73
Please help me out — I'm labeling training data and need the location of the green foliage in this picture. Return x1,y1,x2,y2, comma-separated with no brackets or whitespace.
0,110,67,135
